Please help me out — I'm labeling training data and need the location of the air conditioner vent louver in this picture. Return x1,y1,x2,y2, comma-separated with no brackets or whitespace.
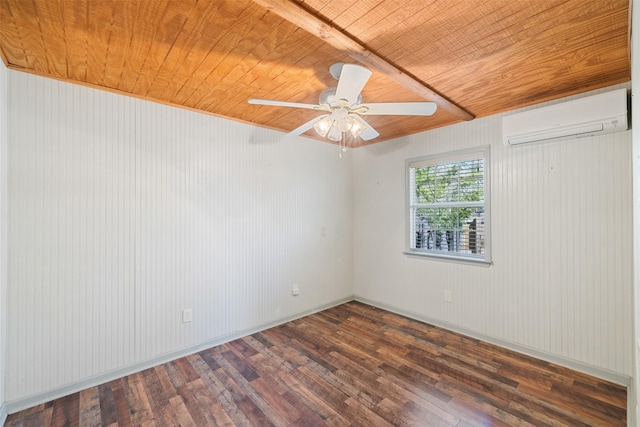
502,89,628,147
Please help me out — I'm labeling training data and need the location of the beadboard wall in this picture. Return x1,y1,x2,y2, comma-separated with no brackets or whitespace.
0,60,8,424
631,0,640,421
352,84,633,380
5,70,353,403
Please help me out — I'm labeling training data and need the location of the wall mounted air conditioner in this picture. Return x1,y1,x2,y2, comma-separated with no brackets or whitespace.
502,88,628,146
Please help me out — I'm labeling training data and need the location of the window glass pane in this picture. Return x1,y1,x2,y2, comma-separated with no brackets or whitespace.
413,207,484,255
439,163,459,203
414,160,484,204
408,149,489,261
459,160,483,202
414,167,436,203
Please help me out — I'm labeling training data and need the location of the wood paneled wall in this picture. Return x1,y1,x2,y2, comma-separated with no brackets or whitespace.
5,70,354,404
352,84,633,381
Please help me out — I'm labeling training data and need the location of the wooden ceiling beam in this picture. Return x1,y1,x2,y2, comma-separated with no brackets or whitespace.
251,0,475,121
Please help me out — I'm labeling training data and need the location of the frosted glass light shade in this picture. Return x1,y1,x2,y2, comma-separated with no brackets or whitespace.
313,116,333,137
327,124,343,141
349,115,366,138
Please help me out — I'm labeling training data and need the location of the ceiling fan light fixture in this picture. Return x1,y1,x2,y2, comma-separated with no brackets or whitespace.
313,116,333,137
338,116,354,132
349,115,366,138
327,124,343,142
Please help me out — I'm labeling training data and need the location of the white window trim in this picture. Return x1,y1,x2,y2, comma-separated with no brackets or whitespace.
404,146,492,266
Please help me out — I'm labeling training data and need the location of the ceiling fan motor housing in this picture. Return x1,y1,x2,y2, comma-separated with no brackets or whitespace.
319,87,362,108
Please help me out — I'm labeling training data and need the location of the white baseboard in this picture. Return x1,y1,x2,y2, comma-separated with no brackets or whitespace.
354,296,631,387
5,295,353,415
0,401,7,426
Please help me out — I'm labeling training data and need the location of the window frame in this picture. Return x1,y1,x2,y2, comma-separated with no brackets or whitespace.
404,146,492,265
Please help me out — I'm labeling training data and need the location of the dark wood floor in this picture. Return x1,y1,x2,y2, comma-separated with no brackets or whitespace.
5,301,627,426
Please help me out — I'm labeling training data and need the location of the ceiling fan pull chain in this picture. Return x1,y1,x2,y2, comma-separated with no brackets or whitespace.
339,133,345,158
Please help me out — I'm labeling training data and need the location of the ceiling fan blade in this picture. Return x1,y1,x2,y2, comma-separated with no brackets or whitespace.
288,114,329,136
359,102,437,116
248,98,326,111
335,64,372,105
352,115,380,141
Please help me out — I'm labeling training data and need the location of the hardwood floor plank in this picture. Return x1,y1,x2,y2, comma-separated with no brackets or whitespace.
268,342,313,369
78,387,101,427
304,358,382,409
341,396,394,427
289,338,341,375
5,301,626,426
122,373,154,425
436,374,536,426
580,379,627,409
377,346,442,384
234,395,275,427
287,404,328,427
183,380,213,418
372,397,436,427
291,366,350,415
152,365,178,400
397,399,457,427
216,351,290,426
197,356,254,425
276,370,349,426
251,330,278,349
496,362,555,391
97,383,117,426
554,379,627,415
140,367,179,426
250,376,302,424
378,360,451,403
507,397,593,427
374,376,460,425
325,350,382,385
198,347,222,371
221,347,260,382
107,378,133,427
445,396,513,427
185,358,237,426
5,407,54,427
168,395,196,427
163,360,187,389
172,356,201,383
50,392,80,427
231,337,260,358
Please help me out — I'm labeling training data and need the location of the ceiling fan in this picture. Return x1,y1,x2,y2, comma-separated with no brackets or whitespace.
248,63,437,142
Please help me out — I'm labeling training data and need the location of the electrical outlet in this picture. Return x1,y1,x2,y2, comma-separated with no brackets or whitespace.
182,309,193,323
292,284,300,296
444,290,452,303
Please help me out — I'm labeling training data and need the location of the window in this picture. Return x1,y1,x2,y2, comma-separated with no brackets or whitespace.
406,147,491,264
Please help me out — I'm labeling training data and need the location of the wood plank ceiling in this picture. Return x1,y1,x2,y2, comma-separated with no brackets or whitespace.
0,0,631,146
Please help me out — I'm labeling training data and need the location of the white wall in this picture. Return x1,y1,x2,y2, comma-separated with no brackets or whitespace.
630,0,639,423
353,85,633,381
0,61,8,424
6,70,353,404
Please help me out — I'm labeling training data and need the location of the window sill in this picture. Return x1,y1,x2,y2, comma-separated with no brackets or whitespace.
403,250,492,267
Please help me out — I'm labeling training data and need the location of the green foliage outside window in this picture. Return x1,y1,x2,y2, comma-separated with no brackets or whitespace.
414,160,483,228
413,159,484,254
